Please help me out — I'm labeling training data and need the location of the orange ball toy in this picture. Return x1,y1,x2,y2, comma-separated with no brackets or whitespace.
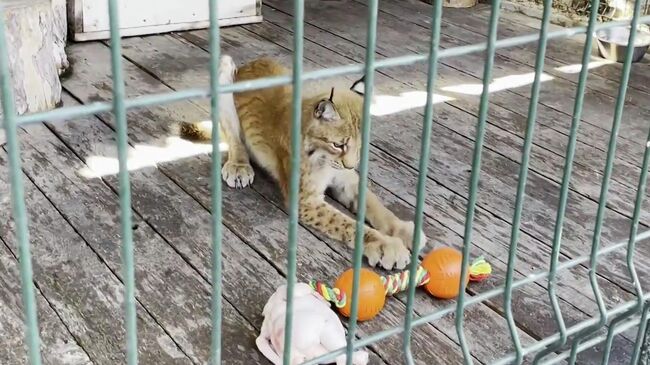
421,247,468,299
334,268,386,321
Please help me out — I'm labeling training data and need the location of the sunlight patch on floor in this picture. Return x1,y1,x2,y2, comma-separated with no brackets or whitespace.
553,59,613,74
370,90,454,116
78,132,228,178
440,72,555,96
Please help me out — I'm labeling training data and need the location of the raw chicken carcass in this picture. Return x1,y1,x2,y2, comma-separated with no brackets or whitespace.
256,283,369,365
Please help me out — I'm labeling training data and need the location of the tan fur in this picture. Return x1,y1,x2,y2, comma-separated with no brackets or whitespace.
181,56,426,270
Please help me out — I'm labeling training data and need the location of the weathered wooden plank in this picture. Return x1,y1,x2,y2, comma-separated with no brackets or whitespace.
366,0,649,170
0,240,92,365
464,3,650,95
14,119,266,364
371,0,650,97
243,1,650,294
0,149,189,364
262,0,649,167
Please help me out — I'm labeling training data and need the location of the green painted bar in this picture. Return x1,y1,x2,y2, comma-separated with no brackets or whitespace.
599,113,650,365
565,0,645,361
8,16,649,128
107,0,138,363
207,0,223,363
456,0,502,361
630,303,650,365
503,0,554,360
0,6,42,365
401,0,443,363
301,287,650,365
1,0,649,361
281,0,304,364
346,1,379,364
539,312,644,365
531,0,602,360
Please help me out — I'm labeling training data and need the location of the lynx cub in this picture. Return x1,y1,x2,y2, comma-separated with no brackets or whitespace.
181,56,426,270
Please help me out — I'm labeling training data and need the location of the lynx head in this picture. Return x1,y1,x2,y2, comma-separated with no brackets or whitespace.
303,84,364,170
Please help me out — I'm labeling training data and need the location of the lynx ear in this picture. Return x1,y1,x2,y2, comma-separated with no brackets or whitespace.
314,99,340,122
350,76,365,95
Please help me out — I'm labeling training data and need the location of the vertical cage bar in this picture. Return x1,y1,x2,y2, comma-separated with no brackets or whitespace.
107,0,138,363
566,0,645,362
532,0,602,362
346,0,379,364
600,124,649,364
630,302,649,365
401,0,443,363
0,6,42,365
503,0,554,360
207,0,223,363
455,0,502,362
281,0,304,363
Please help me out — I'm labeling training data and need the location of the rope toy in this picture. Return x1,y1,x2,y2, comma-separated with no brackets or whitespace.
310,246,492,321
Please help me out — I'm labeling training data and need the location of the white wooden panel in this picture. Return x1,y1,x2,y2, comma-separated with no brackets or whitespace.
80,0,257,32
73,15,263,41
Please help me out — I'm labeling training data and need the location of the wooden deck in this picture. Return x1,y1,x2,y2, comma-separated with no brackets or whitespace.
2,0,650,364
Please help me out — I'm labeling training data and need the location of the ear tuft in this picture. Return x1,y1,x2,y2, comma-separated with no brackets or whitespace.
350,76,365,95
314,99,340,121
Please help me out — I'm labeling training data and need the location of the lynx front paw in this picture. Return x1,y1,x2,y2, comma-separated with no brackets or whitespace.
391,220,427,252
221,161,254,189
365,234,411,270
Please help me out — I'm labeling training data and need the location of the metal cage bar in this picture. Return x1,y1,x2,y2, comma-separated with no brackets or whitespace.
281,0,305,364
0,0,649,363
564,0,646,361
106,0,138,363
503,0,554,360
11,16,650,128
345,0,379,364
208,0,224,363
0,7,42,365
402,0,443,363
531,0,603,361
456,0,502,362
599,110,650,364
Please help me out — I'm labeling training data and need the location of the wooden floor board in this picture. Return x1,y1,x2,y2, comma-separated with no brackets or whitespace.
0,240,92,365
0,146,190,364
466,2,650,96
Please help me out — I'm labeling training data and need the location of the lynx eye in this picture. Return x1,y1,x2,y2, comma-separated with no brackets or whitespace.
331,142,345,150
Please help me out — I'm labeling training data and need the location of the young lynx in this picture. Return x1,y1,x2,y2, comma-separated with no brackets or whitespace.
181,56,426,270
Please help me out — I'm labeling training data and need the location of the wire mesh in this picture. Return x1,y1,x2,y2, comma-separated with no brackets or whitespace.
0,0,649,364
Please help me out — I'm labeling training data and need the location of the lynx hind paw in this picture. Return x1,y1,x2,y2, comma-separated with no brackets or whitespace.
221,160,254,189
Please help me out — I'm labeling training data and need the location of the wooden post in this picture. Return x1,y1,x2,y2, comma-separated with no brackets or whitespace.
2,0,63,115
52,0,70,75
